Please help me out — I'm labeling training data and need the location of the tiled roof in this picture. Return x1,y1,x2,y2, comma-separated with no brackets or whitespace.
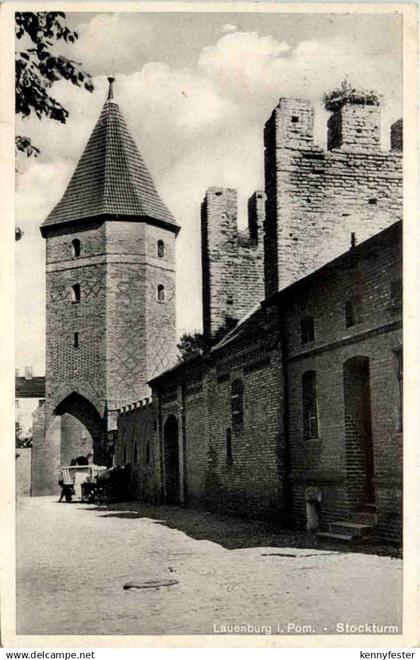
16,377,45,398
42,100,177,230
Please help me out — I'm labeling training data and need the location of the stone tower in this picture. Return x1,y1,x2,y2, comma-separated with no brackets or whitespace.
264,96,402,297
201,187,265,342
34,79,179,494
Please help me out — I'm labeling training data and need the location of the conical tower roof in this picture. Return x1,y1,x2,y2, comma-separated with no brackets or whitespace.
42,80,177,232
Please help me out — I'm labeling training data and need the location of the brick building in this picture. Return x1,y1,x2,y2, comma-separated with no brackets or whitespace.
115,93,403,543
35,83,403,541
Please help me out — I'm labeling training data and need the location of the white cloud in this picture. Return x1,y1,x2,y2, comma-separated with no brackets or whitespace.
199,31,290,105
221,24,237,33
68,13,154,75
15,23,402,371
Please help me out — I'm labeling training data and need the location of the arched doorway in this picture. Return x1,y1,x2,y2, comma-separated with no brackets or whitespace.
343,356,375,508
163,415,180,505
54,392,104,467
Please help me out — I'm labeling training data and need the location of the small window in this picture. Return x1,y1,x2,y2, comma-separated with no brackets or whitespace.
157,240,165,258
146,441,151,465
133,443,138,464
394,347,403,432
301,316,315,344
71,284,81,303
291,115,299,123
302,371,318,440
71,238,81,257
231,379,244,432
345,297,361,328
73,332,79,348
368,198,377,205
390,279,402,306
157,285,165,302
226,428,233,469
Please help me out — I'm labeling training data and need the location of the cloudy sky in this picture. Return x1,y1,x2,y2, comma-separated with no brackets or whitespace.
15,10,402,375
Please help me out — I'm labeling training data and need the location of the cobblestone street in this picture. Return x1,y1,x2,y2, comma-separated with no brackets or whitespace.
17,497,402,636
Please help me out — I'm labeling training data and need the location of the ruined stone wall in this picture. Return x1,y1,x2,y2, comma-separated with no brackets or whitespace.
201,188,265,340
264,97,403,297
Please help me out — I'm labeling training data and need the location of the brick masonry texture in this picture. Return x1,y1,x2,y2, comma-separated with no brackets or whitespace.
35,217,177,494
201,188,265,340
264,98,402,297
134,223,402,541
279,223,402,541
38,90,403,544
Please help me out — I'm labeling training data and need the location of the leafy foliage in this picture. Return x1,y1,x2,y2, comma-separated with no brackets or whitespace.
15,12,94,157
323,78,381,113
176,332,206,363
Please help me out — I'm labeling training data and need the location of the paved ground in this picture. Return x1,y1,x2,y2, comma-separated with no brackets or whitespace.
16,497,402,636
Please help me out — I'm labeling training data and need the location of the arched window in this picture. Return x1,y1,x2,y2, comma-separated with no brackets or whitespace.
302,371,318,440
157,284,165,302
71,284,81,303
301,316,315,344
71,238,81,257
157,240,165,258
231,379,244,432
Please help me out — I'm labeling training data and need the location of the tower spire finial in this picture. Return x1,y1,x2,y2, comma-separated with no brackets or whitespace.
107,76,115,101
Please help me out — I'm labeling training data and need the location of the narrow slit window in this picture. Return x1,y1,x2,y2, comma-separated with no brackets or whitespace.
390,279,402,307
301,316,315,344
157,284,165,302
71,284,81,303
226,428,233,468
157,240,165,258
73,332,79,348
71,238,81,257
345,297,361,328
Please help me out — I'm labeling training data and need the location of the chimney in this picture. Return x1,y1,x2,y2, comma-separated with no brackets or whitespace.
24,366,33,380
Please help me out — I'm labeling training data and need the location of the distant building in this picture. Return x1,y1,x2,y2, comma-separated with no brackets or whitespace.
15,368,45,496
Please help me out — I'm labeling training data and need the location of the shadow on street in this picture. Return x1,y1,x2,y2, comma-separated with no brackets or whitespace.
79,500,401,558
